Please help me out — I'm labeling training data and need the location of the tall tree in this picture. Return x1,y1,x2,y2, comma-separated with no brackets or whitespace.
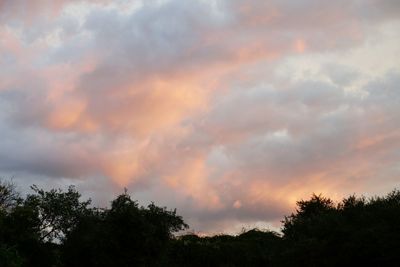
24,185,92,242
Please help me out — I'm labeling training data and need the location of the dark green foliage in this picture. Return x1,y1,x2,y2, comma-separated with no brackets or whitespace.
1,178,400,267
25,185,92,242
166,230,281,267
0,180,21,212
62,191,188,267
0,245,23,267
0,181,87,267
279,190,400,266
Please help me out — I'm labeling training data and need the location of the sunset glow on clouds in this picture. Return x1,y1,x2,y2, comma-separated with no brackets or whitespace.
1,0,400,232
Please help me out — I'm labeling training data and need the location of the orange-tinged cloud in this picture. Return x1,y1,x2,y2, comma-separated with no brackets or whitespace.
46,99,86,129
0,27,21,56
103,157,140,187
164,156,223,211
81,76,208,137
355,130,400,150
294,38,306,53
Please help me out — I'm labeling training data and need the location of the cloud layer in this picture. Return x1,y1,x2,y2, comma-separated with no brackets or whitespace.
1,0,399,232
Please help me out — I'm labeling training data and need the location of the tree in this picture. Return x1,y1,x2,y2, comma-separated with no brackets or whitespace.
282,194,336,240
62,190,188,267
0,179,21,212
0,184,92,267
24,185,92,242
279,191,400,266
1,178,400,267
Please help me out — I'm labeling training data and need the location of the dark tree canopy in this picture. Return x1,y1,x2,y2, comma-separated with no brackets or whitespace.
24,185,92,242
0,178,399,267
0,179,21,212
63,191,188,267
279,190,400,266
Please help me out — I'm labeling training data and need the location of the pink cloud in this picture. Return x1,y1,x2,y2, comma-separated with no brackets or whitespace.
0,0,399,233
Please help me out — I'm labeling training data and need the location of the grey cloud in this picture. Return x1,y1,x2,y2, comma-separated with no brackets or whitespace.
322,63,360,86
4,0,398,134
0,123,99,178
191,71,400,185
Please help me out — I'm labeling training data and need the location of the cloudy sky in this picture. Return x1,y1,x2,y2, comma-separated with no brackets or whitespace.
0,0,399,233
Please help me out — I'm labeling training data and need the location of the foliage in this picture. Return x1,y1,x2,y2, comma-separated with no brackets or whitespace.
279,190,400,266
0,245,23,267
166,229,281,267
62,191,188,267
24,185,92,242
0,178,400,266
0,179,21,212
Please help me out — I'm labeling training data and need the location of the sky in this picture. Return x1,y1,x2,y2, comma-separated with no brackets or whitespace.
0,0,399,233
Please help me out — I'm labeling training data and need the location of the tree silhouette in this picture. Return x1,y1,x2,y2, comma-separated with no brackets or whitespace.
279,190,400,266
0,179,21,212
24,185,92,242
1,178,400,267
62,190,188,267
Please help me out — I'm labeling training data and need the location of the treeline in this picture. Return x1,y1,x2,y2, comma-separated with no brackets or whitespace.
1,179,399,267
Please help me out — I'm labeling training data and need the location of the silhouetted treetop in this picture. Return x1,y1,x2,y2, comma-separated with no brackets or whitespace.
1,178,399,267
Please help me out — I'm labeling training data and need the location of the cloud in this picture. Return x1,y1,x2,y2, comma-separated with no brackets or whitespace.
0,0,399,233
